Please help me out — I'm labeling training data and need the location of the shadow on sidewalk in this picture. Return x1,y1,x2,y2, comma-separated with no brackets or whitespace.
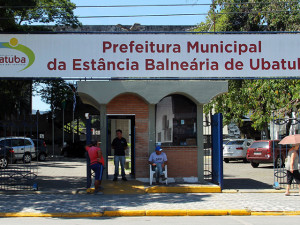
37,176,86,192
223,178,273,189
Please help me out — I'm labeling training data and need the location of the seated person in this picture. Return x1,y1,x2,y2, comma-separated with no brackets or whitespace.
148,146,167,184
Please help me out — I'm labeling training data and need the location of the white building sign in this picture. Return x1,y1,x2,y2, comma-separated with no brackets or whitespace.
0,34,299,78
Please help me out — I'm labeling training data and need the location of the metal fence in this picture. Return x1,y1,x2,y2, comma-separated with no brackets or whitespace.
203,119,212,182
0,119,39,191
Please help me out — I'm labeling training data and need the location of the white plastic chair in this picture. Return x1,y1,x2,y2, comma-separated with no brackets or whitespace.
149,165,168,185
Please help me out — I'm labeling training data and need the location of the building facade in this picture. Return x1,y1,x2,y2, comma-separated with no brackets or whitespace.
78,80,227,182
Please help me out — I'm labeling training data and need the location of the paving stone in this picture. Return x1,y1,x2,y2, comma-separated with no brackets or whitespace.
0,193,300,213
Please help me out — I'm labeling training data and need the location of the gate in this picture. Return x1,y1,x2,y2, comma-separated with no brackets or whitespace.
204,113,223,189
0,118,39,191
203,117,212,181
272,114,300,190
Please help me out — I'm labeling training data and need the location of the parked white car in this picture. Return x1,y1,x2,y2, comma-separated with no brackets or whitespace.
223,139,233,148
223,139,254,163
0,137,36,163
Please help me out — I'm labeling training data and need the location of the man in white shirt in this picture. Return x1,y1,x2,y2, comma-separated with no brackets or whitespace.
148,146,168,184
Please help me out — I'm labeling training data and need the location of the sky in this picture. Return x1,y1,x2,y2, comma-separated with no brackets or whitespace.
72,0,211,26
32,0,211,111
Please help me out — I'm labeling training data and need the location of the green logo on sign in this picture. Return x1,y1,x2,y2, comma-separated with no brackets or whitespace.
0,38,35,71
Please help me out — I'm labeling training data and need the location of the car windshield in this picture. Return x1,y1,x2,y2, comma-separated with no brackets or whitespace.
227,140,244,145
250,142,269,148
223,140,231,144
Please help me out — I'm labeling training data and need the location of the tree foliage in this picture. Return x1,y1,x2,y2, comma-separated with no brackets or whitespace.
0,0,80,31
195,0,300,32
0,1,79,125
194,0,300,137
34,79,74,113
0,80,32,120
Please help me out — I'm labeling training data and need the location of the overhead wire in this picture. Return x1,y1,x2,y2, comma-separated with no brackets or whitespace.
7,9,299,20
75,10,300,19
1,2,298,20
0,1,299,9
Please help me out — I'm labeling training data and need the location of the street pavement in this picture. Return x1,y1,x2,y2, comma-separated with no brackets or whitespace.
34,157,277,192
2,216,300,225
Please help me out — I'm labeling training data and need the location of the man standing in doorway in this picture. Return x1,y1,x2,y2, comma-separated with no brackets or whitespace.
112,129,128,181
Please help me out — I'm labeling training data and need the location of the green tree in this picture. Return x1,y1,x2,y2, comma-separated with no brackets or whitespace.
195,0,300,32
0,0,79,126
244,79,300,137
34,79,74,114
195,0,300,138
0,80,32,120
0,0,80,31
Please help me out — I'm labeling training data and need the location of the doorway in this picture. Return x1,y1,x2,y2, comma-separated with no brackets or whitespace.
107,115,135,179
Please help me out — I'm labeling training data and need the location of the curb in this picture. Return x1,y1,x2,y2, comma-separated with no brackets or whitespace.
145,186,221,193
0,188,295,195
2,210,300,217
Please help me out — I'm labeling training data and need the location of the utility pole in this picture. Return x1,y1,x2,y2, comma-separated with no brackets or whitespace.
51,87,55,157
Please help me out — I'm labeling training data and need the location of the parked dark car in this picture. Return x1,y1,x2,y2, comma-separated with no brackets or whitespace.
61,141,86,158
32,139,48,161
246,140,289,168
0,144,15,169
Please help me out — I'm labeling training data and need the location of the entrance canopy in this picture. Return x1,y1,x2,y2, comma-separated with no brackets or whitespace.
0,33,299,78
78,80,228,105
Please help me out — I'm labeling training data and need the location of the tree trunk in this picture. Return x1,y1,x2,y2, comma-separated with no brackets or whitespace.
285,111,293,136
264,124,270,140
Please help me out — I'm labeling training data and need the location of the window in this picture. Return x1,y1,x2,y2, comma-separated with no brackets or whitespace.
250,142,269,149
227,140,244,145
12,139,21,147
24,139,32,146
156,95,197,146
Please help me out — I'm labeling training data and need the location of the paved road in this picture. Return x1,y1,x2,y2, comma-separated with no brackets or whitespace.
2,216,300,225
36,157,87,192
223,161,275,189
35,157,278,191
2,157,282,192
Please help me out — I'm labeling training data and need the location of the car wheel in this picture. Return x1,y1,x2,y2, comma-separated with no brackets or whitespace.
251,162,259,168
243,158,248,163
23,153,32,163
224,158,229,163
38,153,46,161
275,155,284,168
0,157,8,169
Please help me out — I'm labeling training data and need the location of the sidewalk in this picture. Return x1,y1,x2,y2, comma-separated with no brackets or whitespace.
1,180,300,217
1,158,300,217
0,191,300,217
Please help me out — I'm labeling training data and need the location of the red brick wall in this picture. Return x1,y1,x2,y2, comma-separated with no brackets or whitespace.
162,146,198,177
107,94,149,178
107,94,198,178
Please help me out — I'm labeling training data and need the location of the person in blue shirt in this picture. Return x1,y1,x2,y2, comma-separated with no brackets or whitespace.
149,146,168,184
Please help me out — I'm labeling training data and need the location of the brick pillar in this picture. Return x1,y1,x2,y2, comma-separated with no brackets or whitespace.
107,94,149,178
